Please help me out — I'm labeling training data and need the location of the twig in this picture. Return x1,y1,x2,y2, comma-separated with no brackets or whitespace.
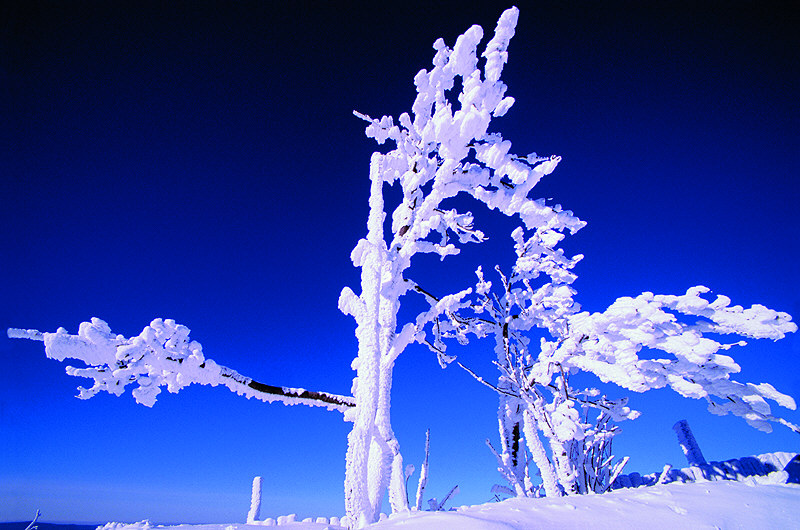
657,464,673,485
415,429,430,511
486,439,526,496
24,510,41,530
435,485,460,511
606,456,630,492
456,361,517,398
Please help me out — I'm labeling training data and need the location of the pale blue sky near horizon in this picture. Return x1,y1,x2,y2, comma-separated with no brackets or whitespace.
1,1,798,524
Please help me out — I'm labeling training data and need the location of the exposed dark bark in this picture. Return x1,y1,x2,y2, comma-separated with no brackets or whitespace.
511,421,521,468
246,378,356,408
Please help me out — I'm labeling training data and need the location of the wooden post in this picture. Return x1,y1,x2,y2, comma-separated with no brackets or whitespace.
673,419,707,466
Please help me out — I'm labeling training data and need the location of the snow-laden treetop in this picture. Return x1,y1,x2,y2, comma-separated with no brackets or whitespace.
351,6,582,267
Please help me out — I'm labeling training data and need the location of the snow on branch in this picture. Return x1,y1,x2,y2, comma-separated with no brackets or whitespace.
556,287,798,432
7,318,354,412
353,7,584,271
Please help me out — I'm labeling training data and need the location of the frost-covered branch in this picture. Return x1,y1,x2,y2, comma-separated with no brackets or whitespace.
8,318,354,412
556,287,798,433
486,438,527,496
456,360,517,398
429,484,459,511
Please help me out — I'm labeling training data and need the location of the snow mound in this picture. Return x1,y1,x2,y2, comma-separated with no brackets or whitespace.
370,481,800,529
101,480,800,529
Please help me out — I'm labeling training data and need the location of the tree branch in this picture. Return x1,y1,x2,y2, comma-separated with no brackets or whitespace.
456,361,518,398
8,324,355,412
220,366,355,409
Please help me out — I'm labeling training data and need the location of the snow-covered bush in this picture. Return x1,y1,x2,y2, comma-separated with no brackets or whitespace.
434,245,797,497
434,255,637,497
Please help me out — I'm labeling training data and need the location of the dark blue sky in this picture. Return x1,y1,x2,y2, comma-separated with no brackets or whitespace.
1,1,798,523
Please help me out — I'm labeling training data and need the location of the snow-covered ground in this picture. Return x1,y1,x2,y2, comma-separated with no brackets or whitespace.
99,479,800,530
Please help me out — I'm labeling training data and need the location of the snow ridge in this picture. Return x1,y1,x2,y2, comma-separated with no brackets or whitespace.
611,451,799,490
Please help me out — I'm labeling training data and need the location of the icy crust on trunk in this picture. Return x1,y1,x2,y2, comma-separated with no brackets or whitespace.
32,317,354,412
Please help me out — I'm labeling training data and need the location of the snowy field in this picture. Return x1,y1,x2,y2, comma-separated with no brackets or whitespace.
99,480,800,529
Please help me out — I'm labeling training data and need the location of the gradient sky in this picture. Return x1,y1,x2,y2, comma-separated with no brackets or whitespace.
1,1,798,524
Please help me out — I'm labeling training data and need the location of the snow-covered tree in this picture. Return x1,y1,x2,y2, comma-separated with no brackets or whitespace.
337,5,604,524
431,233,638,497
8,6,796,527
429,212,797,500
8,7,565,526
361,5,800,501
418,61,799,502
